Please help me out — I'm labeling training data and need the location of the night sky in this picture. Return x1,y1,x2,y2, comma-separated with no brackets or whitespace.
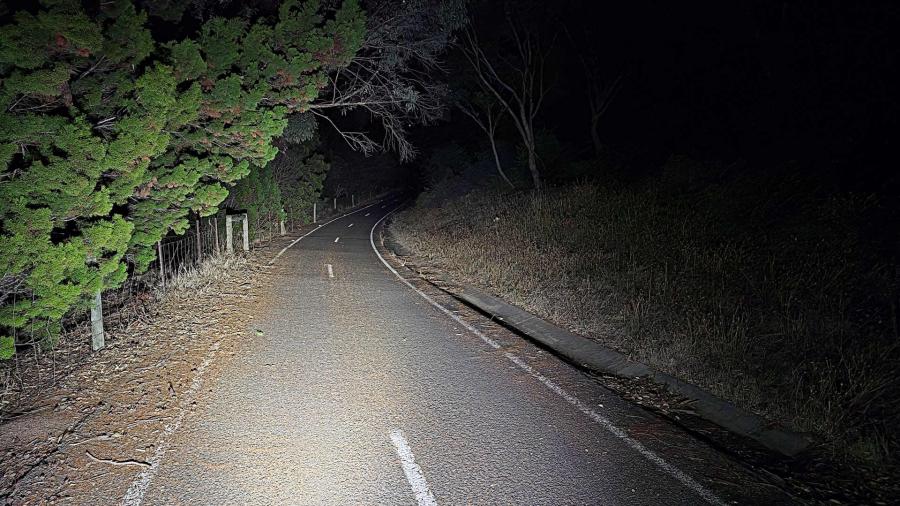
422,0,898,193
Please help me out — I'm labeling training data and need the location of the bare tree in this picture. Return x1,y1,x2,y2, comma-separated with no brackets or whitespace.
457,93,515,189
587,73,622,158
310,0,466,161
460,15,552,189
563,26,623,159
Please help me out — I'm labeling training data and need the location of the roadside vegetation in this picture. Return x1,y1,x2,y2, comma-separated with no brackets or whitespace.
0,0,463,359
392,156,899,465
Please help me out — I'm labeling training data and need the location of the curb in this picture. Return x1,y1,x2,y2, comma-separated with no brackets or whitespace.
382,227,813,458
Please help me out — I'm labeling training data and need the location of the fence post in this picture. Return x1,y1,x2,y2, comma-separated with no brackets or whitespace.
352,194,355,207
90,289,104,351
241,214,249,251
157,240,165,284
226,214,234,253
313,202,317,223
195,217,202,261
280,218,286,236
333,197,336,210
213,217,220,254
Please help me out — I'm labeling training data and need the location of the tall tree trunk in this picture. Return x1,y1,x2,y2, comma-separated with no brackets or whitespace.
489,135,514,189
590,113,603,158
527,148,541,190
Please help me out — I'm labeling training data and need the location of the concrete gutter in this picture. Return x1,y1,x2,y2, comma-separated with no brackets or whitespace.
383,230,813,458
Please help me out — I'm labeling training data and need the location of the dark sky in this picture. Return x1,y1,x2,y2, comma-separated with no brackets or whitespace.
439,0,898,191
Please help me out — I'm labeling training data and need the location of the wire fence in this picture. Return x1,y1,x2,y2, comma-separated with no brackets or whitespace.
311,190,381,225
1,190,389,410
1,211,269,407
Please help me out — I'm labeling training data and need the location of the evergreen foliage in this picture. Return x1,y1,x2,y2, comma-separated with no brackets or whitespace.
0,0,365,355
228,164,285,240
270,135,330,226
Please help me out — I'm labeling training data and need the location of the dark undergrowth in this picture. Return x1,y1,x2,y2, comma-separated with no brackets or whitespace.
392,157,899,467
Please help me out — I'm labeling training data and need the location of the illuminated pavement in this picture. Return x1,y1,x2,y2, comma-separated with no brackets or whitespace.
137,198,791,505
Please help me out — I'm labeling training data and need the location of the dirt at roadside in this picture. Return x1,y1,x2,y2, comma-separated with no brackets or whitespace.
0,236,295,505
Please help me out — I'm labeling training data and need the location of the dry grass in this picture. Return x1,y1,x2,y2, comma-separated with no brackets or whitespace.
392,180,899,464
156,254,250,297
0,252,253,419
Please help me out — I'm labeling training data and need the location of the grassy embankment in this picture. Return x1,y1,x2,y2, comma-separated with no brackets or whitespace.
391,167,898,464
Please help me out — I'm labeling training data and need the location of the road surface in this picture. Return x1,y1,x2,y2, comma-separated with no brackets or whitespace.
128,197,789,505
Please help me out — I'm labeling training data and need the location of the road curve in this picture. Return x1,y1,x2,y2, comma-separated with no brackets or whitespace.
131,197,790,505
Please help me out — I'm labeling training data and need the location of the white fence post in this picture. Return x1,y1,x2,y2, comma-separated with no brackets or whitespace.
195,217,202,261
157,240,165,284
313,202,317,223
241,214,249,251
213,217,220,254
90,289,104,351
225,214,234,253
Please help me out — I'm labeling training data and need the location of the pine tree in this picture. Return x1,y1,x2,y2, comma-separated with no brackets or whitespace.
0,0,366,356
126,0,364,269
0,0,170,353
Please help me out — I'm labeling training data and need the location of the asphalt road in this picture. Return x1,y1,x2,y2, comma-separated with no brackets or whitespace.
130,197,791,505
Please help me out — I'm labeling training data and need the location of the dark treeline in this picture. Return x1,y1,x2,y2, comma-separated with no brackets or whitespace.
418,0,898,192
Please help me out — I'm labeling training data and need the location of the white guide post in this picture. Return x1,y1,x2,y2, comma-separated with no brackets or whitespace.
213,217,220,254
241,214,249,251
90,289,105,351
225,214,234,253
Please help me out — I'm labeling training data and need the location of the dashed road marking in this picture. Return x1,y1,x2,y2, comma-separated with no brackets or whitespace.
369,209,726,506
334,237,340,243
326,264,334,278
365,212,371,216
390,429,437,506
269,201,381,264
347,223,354,228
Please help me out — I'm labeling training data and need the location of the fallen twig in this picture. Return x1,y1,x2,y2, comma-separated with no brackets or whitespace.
84,450,150,467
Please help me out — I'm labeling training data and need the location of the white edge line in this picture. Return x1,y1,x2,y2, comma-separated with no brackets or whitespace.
120,340,222,506
390,429,438,506
504,353,726,505
269,200,382,265
369,208,726,506
369,207,501,350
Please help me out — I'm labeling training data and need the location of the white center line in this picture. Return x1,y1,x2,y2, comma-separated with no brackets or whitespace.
326,264,334,278
268,201,380,264
334,237,340,243
347,223,354,228
389,429,437,506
